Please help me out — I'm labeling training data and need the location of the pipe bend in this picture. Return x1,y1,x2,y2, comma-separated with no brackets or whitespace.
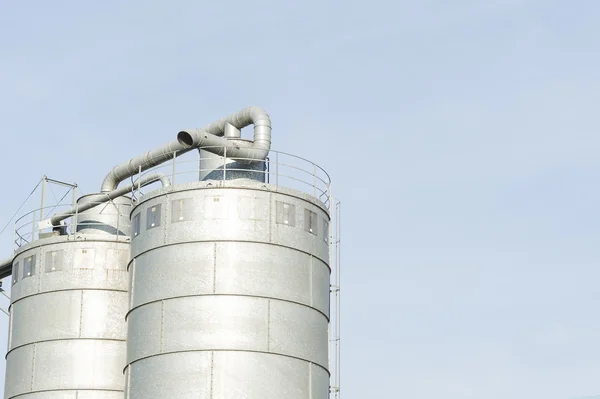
51,173,171,226
100,106,271,193
177,106,271,160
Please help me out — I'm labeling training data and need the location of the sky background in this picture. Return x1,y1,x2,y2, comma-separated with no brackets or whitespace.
0,1,599,398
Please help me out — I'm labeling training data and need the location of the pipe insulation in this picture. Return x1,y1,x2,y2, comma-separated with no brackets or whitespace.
100,106,271,192
52,173,170,226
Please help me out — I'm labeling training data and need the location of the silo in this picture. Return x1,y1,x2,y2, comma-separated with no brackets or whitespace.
4,197,132,399
117,107,332,398
125,180,330,398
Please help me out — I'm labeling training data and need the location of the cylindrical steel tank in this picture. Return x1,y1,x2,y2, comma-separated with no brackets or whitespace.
76,195,131,236
125,179,330,398
4,203,132,399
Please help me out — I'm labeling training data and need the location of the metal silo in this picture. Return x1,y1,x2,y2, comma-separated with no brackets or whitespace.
99,107,335,399
1,107,341,399
4,198,130,399
4,175,171,399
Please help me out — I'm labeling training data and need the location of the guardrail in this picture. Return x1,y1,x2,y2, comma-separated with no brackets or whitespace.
132,147,331,208
13,148,331,250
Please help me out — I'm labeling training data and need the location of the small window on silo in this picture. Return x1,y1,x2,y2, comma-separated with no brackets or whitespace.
304,209,318,235
172,198,192,223
276,201,296,226
12,261,19,285
146,204,162,229
132,213,141,238
23,255,36,279
322,218,329,243
45,250,64,272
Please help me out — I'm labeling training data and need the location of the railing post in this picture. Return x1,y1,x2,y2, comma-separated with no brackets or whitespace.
223,146,227,181
313,164,317,198
73,201,79,238
265,157,270,184
71,185,77,236
275,152,279,188
116,202,120,242
171,151,177,188
13,219,16,251
137,165,142,201
198,149,202,182
39,176,46,225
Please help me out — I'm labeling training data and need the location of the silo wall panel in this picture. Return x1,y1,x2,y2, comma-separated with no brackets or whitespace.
125,352,212,398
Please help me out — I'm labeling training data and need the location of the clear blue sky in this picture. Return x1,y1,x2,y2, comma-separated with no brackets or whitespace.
1,1,600,398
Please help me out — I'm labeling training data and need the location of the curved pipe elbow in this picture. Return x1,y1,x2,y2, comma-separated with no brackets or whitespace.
177,106,271,160
139,172,171,189
51,173,171,226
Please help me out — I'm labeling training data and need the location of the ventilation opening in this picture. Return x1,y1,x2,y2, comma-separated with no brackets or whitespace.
177,131,194,147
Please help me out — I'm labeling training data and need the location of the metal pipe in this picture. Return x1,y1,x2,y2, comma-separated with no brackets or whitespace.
100,107,270,192
177,106,271,161
100,141,188,192
0,257,13,280
51,173,170,226
100,107,271,192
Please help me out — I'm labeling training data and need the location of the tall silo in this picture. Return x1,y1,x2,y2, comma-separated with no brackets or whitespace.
105,107,332,398
3,175,170,399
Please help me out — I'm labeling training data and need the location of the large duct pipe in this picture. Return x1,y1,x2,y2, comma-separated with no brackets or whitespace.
52,173,170,226
100,107,271,192
101,141,186,192
177,106,271,160
0,256,12,280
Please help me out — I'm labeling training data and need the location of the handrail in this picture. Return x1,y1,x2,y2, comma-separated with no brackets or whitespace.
134,147,331,208
12,147,331,250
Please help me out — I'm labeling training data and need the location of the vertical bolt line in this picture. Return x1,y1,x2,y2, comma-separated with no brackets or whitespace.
308,362,312,399
267,299,271,352
213,242,217,294
160,300,165,354
79,290,84,338
30,343,36,391
209,351,214,398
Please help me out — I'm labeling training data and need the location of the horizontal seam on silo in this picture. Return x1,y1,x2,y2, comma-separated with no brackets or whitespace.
8,388,124,398
126,293,330,321
10,288,129,306
126,349,331,376
6,338,126,357
131,240,331,272
13,237,131,256
130,185,329,215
